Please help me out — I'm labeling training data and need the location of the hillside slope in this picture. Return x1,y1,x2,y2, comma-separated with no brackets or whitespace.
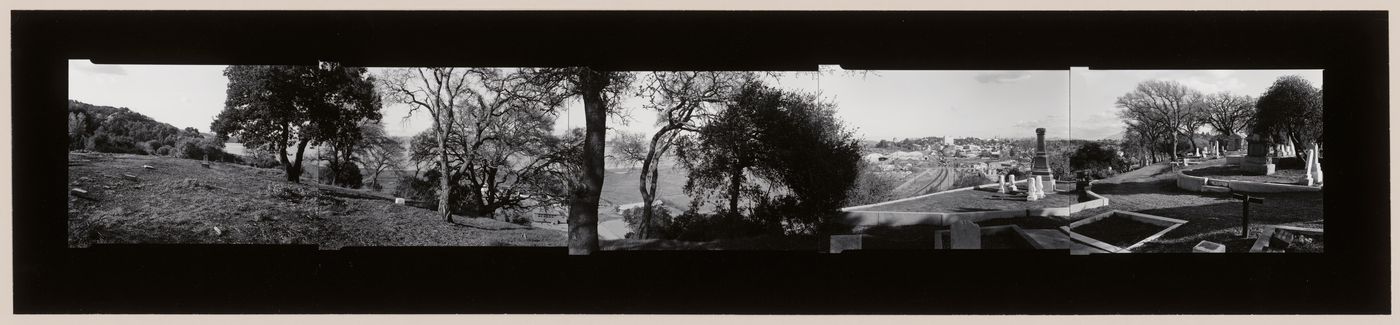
66,153,565,249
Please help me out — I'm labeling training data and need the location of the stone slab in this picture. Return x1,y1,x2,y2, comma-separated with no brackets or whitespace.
950,220,981,249
830,235,864,253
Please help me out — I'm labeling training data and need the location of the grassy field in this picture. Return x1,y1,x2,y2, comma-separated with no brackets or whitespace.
67,153,565,249
1070,159,1324,253
597,165,692,221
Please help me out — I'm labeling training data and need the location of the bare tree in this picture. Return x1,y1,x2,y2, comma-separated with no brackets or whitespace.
357,122,405,190
1114,80,1204,160
1201,92,1256,150
379,68,476,223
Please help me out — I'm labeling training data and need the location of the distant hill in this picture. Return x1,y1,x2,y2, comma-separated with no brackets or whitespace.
68,99,237,162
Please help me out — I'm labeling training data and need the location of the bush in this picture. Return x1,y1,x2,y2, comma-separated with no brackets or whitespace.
845,162,900,206
155,145,172,156
317,162,364,189
663,210,775,241
1069,143,1130,180
622,206,675,239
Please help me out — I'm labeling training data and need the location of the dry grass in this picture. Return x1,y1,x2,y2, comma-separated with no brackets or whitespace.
67,153,565,249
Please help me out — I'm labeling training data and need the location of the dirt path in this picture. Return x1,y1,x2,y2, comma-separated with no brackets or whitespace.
1074,160,1324,252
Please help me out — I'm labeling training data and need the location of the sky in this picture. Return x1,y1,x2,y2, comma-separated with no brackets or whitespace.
67,60,1322,143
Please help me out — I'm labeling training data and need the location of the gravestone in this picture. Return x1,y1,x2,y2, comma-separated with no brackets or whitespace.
1303,147,1315,186
950,220,982,249
997,174,1008,194
1310,143,1323,184
1008,174,1019,192
1241,134,1276,175
830,235,864,253
394,198,407,205
1029,128,1055,188
1193,240,1226,253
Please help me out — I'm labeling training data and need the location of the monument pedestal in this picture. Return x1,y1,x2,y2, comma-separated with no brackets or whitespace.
1241,157,1275,176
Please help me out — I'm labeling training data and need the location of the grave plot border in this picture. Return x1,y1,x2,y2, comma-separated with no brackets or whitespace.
839,181,1109,227
1176,170,1322,193
1060,210,1188,253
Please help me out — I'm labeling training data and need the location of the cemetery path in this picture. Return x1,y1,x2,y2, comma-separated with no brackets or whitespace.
1074,161,1324,253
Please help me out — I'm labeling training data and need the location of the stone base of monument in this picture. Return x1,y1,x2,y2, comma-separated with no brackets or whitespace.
1241,157,1276,176
829,234,865,253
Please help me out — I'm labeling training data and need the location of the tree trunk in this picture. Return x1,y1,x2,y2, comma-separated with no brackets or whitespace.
1170,132,1179,160
437,121,453,223
288,140,309,183
727,165,743,213
636,129,670,239
568,69,607,255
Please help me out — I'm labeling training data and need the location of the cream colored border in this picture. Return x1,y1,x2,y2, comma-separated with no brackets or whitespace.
3,1,1397,324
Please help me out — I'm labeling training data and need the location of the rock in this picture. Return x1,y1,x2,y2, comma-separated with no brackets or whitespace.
70,188,88,195
122,174,139,181
211,227,223,236
142,165,155,170
79,176,92,182
395,198,406,205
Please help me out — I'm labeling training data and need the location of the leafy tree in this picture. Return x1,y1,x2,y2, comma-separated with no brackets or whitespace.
212,63,382,183
626,71,752,238
313,64,384,187
676,81,773,214
677,81,862,234
1253,75,1323,156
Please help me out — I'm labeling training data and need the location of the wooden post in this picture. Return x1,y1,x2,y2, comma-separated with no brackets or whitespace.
1232,192,1265,238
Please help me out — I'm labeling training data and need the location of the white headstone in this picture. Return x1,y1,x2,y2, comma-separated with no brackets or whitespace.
1303,148,1315,186
1009,174,1019,192
395,198,407,205
1027,176,1041,201
1311,143,1323,185
997,174,1008,194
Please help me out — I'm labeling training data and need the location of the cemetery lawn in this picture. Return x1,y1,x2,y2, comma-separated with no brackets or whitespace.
1182,163,1311,185
1071,161,1324,253
850,183,1081,213
67,153,566,249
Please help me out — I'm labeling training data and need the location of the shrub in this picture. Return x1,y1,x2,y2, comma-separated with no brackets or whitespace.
1069,143,1130,180
845,162,900,206
663,210,774,241
155,145,172,156
317,162,364,189
622,206,675,239
500,209,532,226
